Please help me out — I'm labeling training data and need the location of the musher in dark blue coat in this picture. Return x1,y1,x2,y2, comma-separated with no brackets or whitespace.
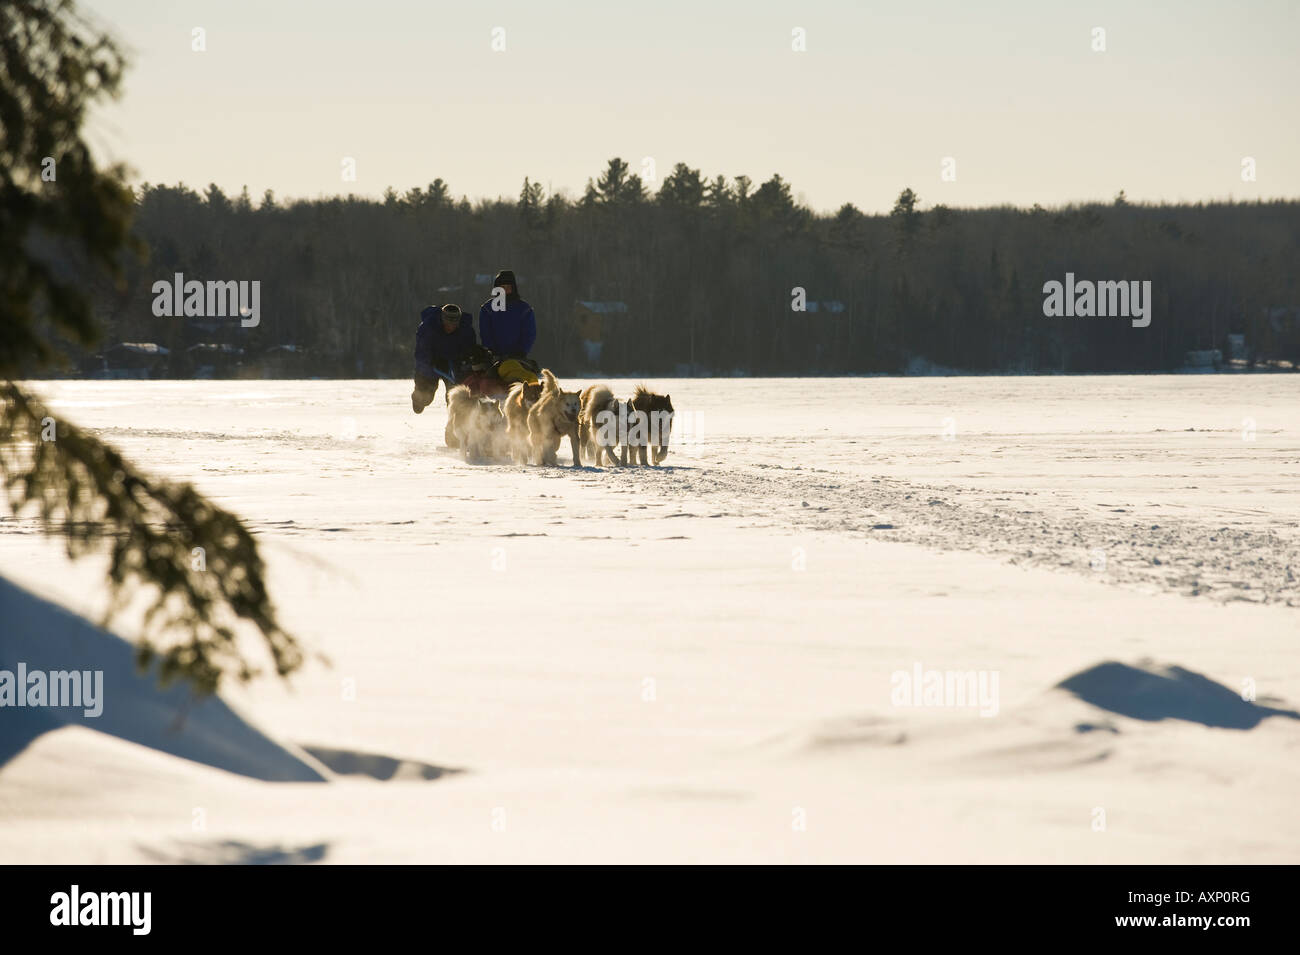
478,269,539,385
412,304,477,413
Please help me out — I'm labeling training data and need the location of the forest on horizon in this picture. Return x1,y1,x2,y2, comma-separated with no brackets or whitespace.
49,158,1300,378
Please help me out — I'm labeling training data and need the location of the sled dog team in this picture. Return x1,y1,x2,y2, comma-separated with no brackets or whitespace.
445,370,673,467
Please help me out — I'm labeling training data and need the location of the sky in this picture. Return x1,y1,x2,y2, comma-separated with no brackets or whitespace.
81,0,1300,213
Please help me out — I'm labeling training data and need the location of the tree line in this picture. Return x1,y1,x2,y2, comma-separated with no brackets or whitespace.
58,159,1300,377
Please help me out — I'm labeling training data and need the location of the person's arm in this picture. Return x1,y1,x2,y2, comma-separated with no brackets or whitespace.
479,304,496,354
520,305,537,355
451,325,477,380
414,322,438,379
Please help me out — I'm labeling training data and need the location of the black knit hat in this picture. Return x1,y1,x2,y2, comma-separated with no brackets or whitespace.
493,270,517,290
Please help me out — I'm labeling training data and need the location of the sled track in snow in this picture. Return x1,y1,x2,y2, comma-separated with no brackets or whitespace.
592,462,1299,607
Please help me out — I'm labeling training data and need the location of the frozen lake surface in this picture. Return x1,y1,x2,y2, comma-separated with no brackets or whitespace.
1,375,1297,862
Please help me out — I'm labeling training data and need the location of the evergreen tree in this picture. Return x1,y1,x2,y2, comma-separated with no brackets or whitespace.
595,157,630,204
519,176,544,230
658,163,705,209
0,0,302,693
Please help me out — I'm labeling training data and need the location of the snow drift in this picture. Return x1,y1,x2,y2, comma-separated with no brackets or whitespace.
0,575,326,782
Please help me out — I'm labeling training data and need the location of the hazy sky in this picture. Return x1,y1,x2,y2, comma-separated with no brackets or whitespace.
83,0,1299,213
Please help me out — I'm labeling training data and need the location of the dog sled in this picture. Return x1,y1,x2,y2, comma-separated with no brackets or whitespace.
454,353,541,399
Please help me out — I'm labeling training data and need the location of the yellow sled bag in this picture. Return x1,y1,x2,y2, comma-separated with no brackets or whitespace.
496,358,539,385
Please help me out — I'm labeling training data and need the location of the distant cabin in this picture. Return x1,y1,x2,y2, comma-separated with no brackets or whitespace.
255,344,309,378
803,300,846,314
187,343,245,379
1183,349,1223,371
89,342,169,379
573,301,629,363
1263,307,1300,367
237,343,310,376
474,273,524,289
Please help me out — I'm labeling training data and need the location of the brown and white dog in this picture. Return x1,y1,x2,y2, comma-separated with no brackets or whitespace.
579,384,634,467
626,386,674,465
503,380,544,464
446,385,509,463
528,369,582,467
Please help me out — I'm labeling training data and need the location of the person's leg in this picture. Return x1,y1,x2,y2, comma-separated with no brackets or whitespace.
412,374,438,413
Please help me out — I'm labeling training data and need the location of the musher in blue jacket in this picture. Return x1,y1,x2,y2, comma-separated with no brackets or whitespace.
478,269,539,384
412,304,477,413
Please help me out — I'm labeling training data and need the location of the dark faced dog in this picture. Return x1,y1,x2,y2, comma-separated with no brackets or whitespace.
627,386,674,465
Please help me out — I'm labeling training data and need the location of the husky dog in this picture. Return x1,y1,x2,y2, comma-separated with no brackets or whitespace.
447,385,508,463
527,369,582,467
503,380,544,464
627,386,674,465
579,384,634,467
482,399,511,461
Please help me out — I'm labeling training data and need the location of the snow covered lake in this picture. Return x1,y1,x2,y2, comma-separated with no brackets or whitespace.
1,375,1297,862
